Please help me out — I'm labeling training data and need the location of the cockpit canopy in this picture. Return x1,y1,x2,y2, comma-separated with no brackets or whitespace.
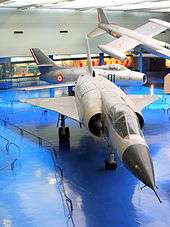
110,104,143,138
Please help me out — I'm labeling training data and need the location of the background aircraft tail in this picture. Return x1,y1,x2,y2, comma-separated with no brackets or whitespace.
97,8,109,25
30,48,58,74
88,8,108,38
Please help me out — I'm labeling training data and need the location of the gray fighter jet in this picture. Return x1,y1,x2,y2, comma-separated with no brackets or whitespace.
26,47,146,91
88,9,170,61
22,44,161,201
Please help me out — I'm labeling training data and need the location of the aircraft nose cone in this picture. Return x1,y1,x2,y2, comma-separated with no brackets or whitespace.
122,144,155,189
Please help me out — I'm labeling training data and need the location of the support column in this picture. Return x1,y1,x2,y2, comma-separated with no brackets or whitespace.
9,64,14,78
2,64,6,80
99,52,104,66
49,88,55,97
139,46,144,73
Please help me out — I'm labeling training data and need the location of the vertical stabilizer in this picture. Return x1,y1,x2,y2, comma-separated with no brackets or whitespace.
30,48,60,74
30,48,56,66
97,8,109,25
87,8,107,38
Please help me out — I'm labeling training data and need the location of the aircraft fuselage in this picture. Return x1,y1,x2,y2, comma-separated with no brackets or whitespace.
39,65,146,84
75,74,155,189
99,23,170,59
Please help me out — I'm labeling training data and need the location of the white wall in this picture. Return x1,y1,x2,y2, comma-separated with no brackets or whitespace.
0,8,169,57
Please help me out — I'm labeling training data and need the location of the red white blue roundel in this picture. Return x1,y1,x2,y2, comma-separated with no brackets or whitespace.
57,74,64,83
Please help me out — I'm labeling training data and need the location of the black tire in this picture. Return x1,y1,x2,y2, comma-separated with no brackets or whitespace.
68,90,75,96
65,127,70,139
58,127,64,140
105,159,117,170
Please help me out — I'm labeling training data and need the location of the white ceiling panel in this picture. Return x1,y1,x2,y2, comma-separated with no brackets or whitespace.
0,0,169,13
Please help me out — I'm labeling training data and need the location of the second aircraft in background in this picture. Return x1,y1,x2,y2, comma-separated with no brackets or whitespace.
19,47,146,91
88,9,170,61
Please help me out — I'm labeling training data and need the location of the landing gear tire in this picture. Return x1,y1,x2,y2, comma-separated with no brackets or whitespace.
104,153,117,170
68,90,75,96
105,159,117,170
65,127,70,139
58,127,70,140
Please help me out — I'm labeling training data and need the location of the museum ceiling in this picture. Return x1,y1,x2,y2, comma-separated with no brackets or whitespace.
0,0,169,13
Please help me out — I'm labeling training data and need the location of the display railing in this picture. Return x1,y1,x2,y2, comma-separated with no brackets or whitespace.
0,134,20,171
0,118,75,227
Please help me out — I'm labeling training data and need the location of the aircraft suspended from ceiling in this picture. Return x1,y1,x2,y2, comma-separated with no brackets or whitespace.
88,9,170,61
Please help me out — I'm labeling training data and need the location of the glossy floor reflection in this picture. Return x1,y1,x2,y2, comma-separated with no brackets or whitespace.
0,83,170,227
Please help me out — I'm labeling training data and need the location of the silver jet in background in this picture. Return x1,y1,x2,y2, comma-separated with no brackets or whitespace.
22,45,161,201
24,47,146,91
88,9,170,61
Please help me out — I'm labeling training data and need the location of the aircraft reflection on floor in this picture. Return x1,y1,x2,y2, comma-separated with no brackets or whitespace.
0,83,170,226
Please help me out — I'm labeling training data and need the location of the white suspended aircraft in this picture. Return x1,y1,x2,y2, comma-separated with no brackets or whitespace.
88,9,170,61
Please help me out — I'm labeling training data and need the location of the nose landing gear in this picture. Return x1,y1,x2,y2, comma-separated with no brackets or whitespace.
104,135,117,170
105,153,117,170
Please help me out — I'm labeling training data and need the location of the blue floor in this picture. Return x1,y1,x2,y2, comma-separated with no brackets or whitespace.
0,83,170,227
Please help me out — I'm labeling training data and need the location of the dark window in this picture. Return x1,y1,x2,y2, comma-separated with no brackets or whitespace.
14,31,23,34
60,30,68,33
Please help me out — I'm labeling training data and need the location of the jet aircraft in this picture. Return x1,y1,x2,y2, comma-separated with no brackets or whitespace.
88,9,170,61
23,47,146,91
21,41,161,201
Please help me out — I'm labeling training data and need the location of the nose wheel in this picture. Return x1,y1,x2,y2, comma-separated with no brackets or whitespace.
105,153,117,170
104,135,117,170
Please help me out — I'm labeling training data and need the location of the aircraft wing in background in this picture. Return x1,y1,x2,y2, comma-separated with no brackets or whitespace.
17,81,76,91
102,21,167,53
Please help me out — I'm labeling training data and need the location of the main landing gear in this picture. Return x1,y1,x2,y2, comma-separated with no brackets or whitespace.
57,114,70,141
57,114,70,151
68,86,75,96
58,126,70,140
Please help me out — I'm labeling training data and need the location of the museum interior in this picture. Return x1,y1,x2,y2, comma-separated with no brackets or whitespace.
0,1,170,227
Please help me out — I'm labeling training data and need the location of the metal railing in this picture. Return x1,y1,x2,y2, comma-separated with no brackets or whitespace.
0,134,20,171
0,117,75,227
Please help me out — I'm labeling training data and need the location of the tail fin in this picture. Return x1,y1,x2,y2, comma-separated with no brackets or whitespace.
87,8,108,38
30,48,58,74
97,8,109,24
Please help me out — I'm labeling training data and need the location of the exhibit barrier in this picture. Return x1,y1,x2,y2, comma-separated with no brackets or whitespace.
0,118,75,227
0,76,43,89
0,134,20,171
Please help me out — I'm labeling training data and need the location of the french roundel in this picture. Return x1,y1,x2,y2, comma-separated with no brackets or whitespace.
57,74,64,83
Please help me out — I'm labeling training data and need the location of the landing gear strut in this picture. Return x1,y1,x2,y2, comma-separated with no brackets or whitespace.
57,114,70,151
104,137,117,170
105,153,117,170
68,86,75,96
57,114,70,140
